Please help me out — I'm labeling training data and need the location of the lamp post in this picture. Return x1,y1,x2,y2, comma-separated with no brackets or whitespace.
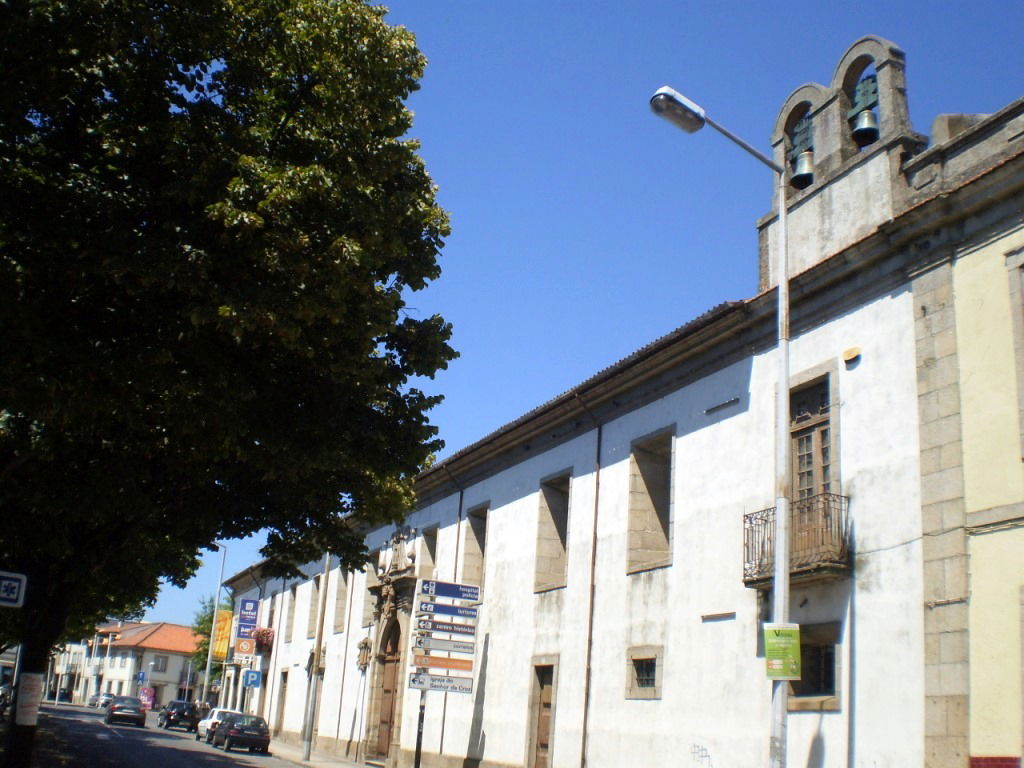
200,542,228,705
650,85,792,768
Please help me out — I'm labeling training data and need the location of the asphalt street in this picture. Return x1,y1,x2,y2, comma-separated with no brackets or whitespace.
1,704,299,768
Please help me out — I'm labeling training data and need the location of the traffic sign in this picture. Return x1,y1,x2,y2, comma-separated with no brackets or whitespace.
239,598,258,624
408,672,473,695
417,601,478,620
413,654,473,672
0,571,26,608
414,636,475,654
242,669,262,688
235,637,255,656
419,580,481,602
415,618,476,636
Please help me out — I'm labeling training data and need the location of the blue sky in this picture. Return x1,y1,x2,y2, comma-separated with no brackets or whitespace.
144,0,1024,625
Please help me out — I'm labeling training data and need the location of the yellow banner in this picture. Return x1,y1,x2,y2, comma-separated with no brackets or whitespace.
212,609,234,661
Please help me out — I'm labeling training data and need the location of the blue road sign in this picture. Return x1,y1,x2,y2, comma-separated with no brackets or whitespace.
419,580,481,602
0,571,26,608
417,600,478,620
242,669,262,688
239,599,258,625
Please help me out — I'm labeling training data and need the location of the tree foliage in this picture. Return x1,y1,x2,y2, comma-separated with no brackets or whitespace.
0,1,454,761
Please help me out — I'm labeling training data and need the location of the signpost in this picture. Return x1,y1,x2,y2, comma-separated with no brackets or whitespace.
409,579,481,768
0,571,26,608
235,598,258,658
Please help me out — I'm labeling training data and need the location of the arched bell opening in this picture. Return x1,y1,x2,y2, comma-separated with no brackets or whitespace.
841,55,881,152
785,102,815,191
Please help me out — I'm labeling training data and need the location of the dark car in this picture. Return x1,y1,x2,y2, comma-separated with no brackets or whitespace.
104,696,146,727
157,699,199,731
211,712,270,753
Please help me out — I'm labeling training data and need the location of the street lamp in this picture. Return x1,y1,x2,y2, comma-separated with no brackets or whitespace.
200,542,228,705
650,85,793,768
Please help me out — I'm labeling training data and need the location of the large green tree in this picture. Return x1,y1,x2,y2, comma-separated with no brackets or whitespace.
0,1,454,763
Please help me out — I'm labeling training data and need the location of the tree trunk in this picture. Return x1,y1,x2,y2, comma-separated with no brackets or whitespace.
2,569,66,768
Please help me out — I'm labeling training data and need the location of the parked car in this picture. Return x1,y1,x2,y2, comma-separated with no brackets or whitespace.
97,692,114,708
195,707,242,743
87,693,99,707
103,696,146,727
211,712,271,753
157,700,199,731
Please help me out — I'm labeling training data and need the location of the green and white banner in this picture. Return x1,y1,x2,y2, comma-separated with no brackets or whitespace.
764,623,801,681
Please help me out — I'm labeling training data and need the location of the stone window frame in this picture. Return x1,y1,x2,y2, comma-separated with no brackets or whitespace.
625,644,664,700
461,503,490,590
626,426,675,575
534,469,573,592
788,621,842,712
285,583,297,643
788,361,842,495
332,566,350,634
361,552,381,628
417,525,439,581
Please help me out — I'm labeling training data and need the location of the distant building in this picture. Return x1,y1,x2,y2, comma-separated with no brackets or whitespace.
57,621,201,707
224,37,1024,768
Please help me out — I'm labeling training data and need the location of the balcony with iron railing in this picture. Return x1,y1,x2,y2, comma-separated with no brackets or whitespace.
743,492,851,589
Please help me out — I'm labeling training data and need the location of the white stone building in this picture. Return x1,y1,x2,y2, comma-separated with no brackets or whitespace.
223,37,1024,768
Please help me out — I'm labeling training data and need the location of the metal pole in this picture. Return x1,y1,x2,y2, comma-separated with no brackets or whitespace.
302,551,332,760
414,688,426,768
768,168,791,768
200,543,227,705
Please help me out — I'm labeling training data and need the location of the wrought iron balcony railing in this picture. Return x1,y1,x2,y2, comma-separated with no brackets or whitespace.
743,492,851,588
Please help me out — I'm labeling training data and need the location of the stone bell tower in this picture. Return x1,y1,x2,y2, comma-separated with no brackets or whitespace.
757,35,928,291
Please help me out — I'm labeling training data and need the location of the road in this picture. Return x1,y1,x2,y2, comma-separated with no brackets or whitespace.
19,704,297,768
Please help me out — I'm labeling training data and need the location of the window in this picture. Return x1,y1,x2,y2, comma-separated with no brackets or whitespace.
152,655,168,673
119,653,126,668
362,555,380,627
535,473,571,591
268,591,278,630
285,584,297,642
791,379,833,499
626,645,663,700
418,527,438,580
462,506,488,587
332,568,349,634
789,622,841,711
627,431,673,573
307,574,321,639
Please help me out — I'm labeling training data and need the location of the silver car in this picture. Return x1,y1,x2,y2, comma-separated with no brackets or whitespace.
195,707,242,743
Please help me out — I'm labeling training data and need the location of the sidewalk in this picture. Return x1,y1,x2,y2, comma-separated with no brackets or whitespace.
269,736,365,768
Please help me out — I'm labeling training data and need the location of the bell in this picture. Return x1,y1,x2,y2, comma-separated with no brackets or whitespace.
790,150,814,190
851,108,880,148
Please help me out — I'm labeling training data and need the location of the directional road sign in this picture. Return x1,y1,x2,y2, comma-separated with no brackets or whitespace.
417,601,478,620
413,654,473,672
419,580,481,602
0,571,26,608
414,636,475,654
415,618,476,636
409,673,474,695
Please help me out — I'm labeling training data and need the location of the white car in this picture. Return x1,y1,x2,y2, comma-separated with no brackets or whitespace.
195,708,243,743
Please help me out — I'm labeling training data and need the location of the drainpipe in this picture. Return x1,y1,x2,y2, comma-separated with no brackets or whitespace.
302,551,332,760
575,393,602,768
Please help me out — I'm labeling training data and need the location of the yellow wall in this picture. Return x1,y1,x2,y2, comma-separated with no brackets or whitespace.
955,226,1024,756
968,528,1023,755
953,227,1024,513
